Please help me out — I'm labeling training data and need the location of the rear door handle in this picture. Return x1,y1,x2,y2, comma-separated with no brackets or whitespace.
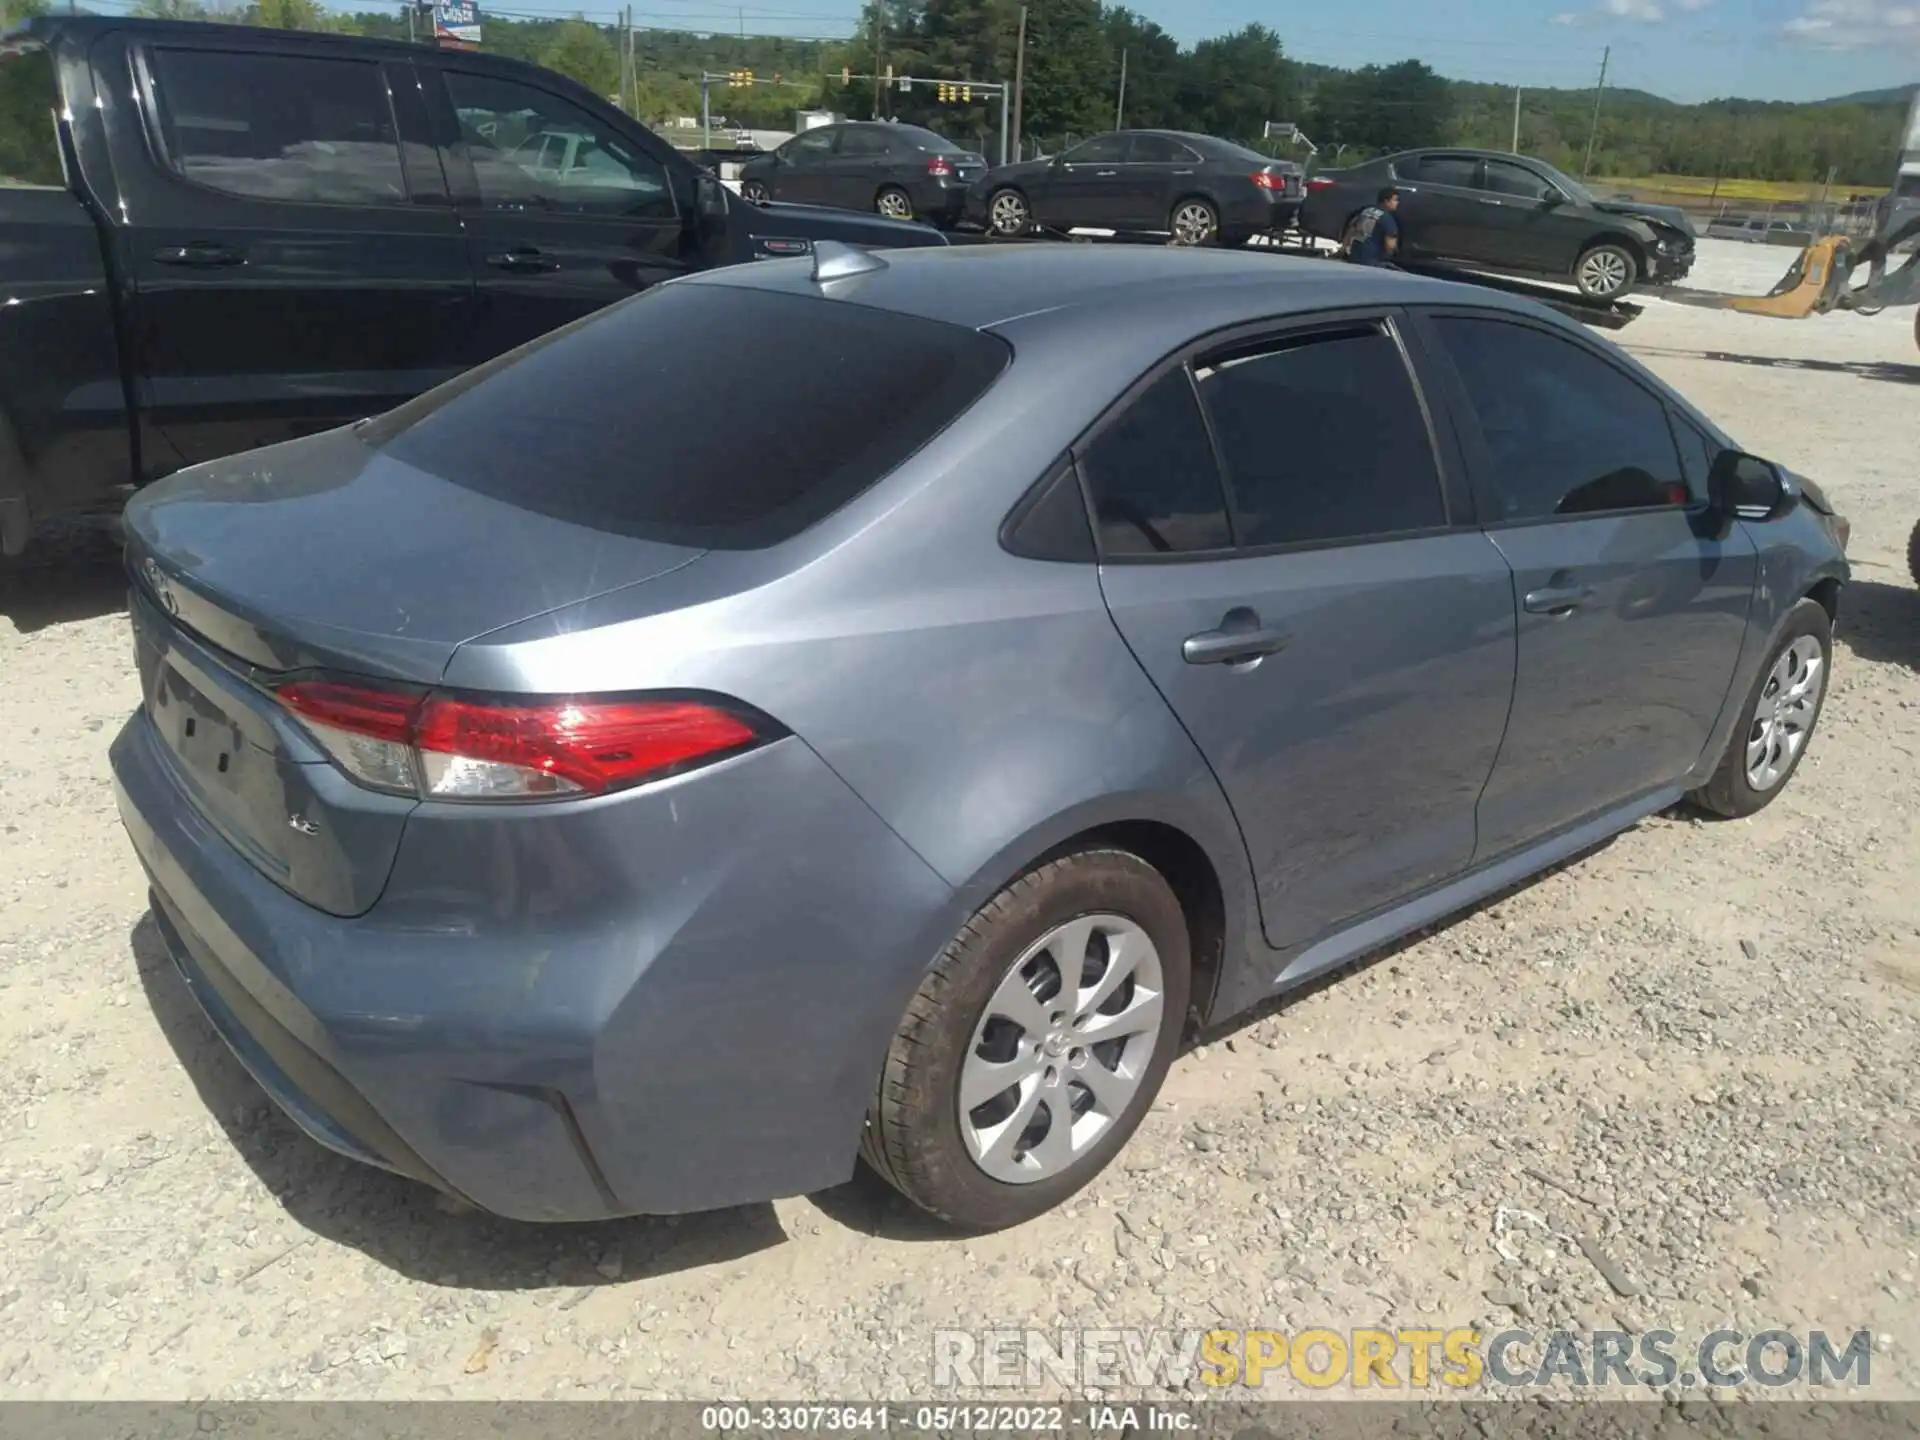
153,243,244,267
1094,169,1117,177
486,247,561,274
1523,583,1594,616
1182,622,1291,666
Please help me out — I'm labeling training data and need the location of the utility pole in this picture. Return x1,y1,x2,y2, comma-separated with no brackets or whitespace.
1510,86,1521,154
1115,48,1127,131
870,0,886,121
406,0,414,43
1011,5,1027,161
1581,45,1609,179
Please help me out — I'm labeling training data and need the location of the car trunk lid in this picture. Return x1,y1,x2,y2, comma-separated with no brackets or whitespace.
121,424,704,916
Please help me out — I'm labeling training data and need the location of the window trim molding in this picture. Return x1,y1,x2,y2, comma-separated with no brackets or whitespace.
1407,304,1707,531
134,43,418,213
1070,305,1471,566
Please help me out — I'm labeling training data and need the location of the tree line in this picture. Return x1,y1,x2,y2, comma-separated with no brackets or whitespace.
0,0,1908,185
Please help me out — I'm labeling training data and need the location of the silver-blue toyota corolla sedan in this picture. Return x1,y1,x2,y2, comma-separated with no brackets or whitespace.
111,244,1850,1231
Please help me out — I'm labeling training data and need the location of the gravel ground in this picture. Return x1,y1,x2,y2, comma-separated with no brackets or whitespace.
0,239,1915,1403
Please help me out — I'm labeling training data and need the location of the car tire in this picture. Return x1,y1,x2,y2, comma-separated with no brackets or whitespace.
740,179,770,204
876,185,915,222
1689,598,1832,819
987,187,1030,237
1168,198,1219,246
1908,516,1920,588
1574,242,1638,301
861,848,1191,1231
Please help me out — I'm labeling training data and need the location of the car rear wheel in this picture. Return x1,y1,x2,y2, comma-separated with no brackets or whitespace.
987,188,1030,237
876,185,915,221
1690,598,1831,818
740,179,770,204
1574,242,1638,300
1169,198,1219,246
861,848,1191,1230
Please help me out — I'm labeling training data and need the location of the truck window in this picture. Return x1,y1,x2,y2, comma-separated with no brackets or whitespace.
443,72,673,220
146,48,408,206
0,48,65,189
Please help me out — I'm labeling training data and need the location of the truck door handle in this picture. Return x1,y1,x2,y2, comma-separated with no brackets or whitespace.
1182,616,1291,666
1523,583,1594,616
486,247,561,273
153,244,244,267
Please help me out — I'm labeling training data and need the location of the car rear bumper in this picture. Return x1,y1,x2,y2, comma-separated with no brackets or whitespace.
113,708,956,1221
912,176,973,225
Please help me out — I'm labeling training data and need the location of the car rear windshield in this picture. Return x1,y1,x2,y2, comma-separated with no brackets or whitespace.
0,46,65,189
357,281,1010,549
896,125,967,154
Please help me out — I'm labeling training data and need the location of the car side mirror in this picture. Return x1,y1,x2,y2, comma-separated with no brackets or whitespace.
1709,449,1791,523
1541,191,1563,207
695,170,730,221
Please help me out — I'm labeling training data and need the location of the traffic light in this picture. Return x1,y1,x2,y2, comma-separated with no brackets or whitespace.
727,69,752,88
937,82,951,102
961,84,971,102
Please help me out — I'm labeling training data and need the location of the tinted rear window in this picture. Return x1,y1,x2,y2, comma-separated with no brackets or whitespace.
895,125,966,154
358,283,1009,549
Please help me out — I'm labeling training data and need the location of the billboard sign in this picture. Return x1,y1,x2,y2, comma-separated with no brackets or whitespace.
434,0,481,49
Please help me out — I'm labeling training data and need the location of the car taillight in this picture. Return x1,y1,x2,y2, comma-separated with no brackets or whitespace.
275,679,772,802
927,155,954,177
1306,176,1336,192
1251,171,1283,192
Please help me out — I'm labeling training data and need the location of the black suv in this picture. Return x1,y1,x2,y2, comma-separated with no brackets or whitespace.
736,122,988,227
1301,148,1696,301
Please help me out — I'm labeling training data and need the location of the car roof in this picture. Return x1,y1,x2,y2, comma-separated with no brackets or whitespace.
687,242,1551,338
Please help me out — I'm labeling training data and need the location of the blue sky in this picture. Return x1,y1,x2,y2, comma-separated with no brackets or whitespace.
471,0,1911,102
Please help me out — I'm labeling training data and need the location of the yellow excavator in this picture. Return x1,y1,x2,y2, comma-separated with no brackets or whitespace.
1653,87,1920,586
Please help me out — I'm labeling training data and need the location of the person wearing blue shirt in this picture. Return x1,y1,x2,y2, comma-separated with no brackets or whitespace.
1349,187,1401,266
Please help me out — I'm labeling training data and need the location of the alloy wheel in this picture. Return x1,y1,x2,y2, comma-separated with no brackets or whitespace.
877,189,914,221
741,180,769,204
1745,636,1825,791
1170,202,1217,246
1578,248,1632,298
989,191,1029,236
957,914,1165,1185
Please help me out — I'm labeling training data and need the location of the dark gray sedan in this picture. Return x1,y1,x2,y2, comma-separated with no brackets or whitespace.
112,245,1847,1231
967,129,1303,245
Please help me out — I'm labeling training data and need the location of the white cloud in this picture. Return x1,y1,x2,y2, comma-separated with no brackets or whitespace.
1783,0,1920,49
1553,0,1681,25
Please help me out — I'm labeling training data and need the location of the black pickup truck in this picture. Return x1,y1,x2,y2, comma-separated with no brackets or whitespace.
0,16,943,556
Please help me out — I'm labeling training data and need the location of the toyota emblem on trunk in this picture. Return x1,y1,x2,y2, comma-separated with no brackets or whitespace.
142,558,178,615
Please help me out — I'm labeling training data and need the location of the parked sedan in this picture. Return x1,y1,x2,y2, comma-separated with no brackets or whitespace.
967,129,1303,244
1301,148,1696,300
114,245,1846,1232
736,121,987,226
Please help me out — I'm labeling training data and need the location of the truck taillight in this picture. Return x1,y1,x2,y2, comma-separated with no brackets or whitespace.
276,679,774,802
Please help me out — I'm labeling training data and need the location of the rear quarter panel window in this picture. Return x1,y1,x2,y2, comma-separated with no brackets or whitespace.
1079,369,1232,557
356,283,1010,550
